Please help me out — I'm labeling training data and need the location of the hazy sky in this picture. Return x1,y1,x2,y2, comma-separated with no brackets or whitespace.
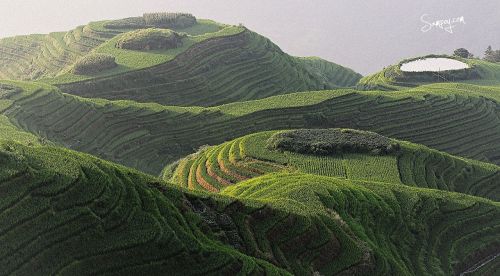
0,0,499,74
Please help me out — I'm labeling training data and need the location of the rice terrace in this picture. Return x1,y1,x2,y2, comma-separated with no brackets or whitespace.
0,2,499,276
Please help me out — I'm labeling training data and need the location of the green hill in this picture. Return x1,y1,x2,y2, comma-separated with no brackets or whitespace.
0,137,497,275
167,128,500,274
296,57,363,88
2,81,500,174
358,56,500,90
168,129,500,201
0,14,361,106
53,29,360,106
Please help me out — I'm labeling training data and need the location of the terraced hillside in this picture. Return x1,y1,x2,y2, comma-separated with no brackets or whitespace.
55,29,361,106
0,138,498,275
298,57,362,88
0,14,361,106
221,173,500,275
0,21,125,80
167,128,500,274
0,14,229,81
169,129,500,201
2,81,500,174
1,11,500,276
0,141,292,275
358,56,500,90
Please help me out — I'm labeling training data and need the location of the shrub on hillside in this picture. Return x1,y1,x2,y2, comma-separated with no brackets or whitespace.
115,29,183,51
143,12,197,28
104,13,197,30
72,53,117,75
453,48,473,58
484,46,500,63
267,129,401,156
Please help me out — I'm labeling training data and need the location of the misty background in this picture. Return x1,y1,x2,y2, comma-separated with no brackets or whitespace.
0,0,498,75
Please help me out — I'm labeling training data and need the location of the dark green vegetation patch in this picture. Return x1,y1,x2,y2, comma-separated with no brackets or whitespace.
116,29,183,51
144,12,197,28
71,53,117,75
104,13,197,29
267,129,401,156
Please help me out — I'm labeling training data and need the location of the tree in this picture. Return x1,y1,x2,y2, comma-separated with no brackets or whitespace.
485,46,493,56
493,50,500,62
484,46,500,62
453,48,472,58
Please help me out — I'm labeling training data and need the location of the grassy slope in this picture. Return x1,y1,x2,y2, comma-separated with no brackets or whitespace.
0,20,498,276
297,56,363,88
176,128,500,274
169,130,500,201
0,130,372,275
358,58,500,90
1,81,499,175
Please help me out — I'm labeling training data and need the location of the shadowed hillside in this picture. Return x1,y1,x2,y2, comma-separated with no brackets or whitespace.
0,139,497,275
222,173,500,275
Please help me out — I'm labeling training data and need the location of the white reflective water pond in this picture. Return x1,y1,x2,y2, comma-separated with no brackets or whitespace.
400,58,469,72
